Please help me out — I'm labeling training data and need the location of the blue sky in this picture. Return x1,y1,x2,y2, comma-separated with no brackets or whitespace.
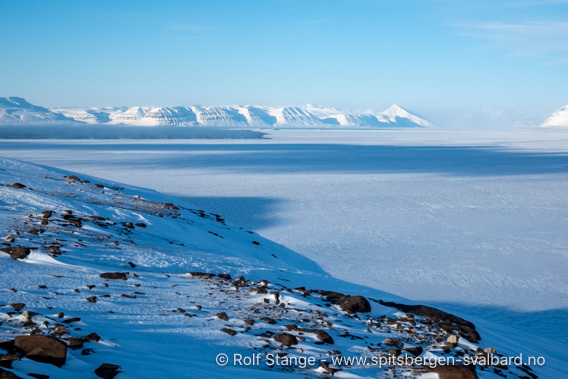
1,0,567,126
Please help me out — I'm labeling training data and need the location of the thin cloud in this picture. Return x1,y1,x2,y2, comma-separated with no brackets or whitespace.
459,21,568,64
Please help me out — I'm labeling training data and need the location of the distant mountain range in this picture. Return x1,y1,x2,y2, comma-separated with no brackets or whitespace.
0,97,431,128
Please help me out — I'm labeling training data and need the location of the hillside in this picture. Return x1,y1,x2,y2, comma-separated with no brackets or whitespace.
0,157,550,378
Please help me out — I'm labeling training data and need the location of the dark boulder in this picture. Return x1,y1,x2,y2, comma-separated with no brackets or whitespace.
337,296,371,313
14,335,67,367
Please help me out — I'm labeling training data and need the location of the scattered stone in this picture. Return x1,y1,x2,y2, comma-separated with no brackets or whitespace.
261,317,276,324
274,333,298,346
252,241,260,245
0,247,31,260
0,367,23,379
57,312,64,318
95,363,121,379
189,272,215,279
62,317,81,324
217,273,232,280
14,335,67,367
67,338,84,350
82,332,101,342
100,272,127,280
446,334,459,347
5,234,15,243
244,319,255,326
320,361,340,376
128,262,136,268
10,303,25,312
221,328,237,336
216,312,229,321
336,296,371,313
315,330,334,344
425,365,478,379
86,296,97,303
383,338,404,349
9,183,26,189
404,346,423,356
379,300,480,343
41,210,53,219
134,223,146,228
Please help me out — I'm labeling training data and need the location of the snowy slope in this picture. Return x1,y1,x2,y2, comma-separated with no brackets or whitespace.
0,157,554,378
0,98,431,128
541,104,568,127
0,98,77,125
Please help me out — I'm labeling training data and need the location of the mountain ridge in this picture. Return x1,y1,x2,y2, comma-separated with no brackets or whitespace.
0,97,432,128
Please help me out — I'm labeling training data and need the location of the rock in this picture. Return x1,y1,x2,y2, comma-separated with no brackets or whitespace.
261,317,276,324
383,338,404,349
217,273,232,280
379,300,480,343
100,272,127,280
274,333,298,346
336,296,371,313
189,272,215,279
320,361,340,376
9,183,26,189
5,234,15,243
0,247,30,260
314,330,334,344
221,328,237,336
26,229,41,235
22,311,31,323
62,317,81,324
256,287,268,294
123,222,134,229
95,363,121,379
66,175,82,182
244,319,255,326
41,211,53,219
86,296,97,303
134,223,146,228
10,303,25,312
404,346,423,356
82,332,101,342
485,347,497,354
216,312,229,321
0,367,23,379
67,338,84,350
14,335,67,367
312,290,345,302
446,334,459,347
425,365,477,379
387,348,401,356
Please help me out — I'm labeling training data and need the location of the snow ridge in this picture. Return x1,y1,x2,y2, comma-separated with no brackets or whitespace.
541,104,568,127
0,97,431,128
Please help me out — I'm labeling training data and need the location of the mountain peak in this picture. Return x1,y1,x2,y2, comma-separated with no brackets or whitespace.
542,104,568,127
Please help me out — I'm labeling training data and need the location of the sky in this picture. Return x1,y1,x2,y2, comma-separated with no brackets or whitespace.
0,0,567,127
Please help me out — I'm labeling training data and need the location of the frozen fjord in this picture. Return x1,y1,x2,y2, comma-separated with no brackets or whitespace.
1,128,567,344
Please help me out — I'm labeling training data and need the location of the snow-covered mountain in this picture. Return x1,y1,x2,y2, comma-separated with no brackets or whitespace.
541,104,568,127
0,97,77,125
0,97,432,128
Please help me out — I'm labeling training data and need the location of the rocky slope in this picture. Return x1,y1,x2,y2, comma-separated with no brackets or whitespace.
0,158,542,378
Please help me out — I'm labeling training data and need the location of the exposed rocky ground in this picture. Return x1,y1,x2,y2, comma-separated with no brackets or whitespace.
0,158,541,378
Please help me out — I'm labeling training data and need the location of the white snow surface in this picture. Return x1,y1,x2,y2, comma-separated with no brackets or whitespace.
541,104,568,127
0,129,567,377
0,97,431,128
